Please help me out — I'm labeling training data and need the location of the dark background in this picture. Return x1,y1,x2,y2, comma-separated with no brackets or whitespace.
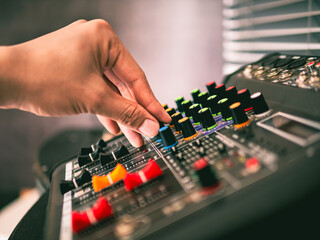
0,0,223,207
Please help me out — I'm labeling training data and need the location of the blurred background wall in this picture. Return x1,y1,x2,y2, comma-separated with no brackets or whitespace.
0,0,223,200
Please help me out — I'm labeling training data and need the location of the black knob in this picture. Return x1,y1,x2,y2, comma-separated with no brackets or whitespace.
215,84,226,99
166,107,176,118
95,139,107,149
190,104,202,125
60,170,92,194
78,147,104,167
237,89,253,112
182,100,193,118
114,145,130,159
251,92,269,115
198,92,209,108
206,81,217,96
175,96,185,113
159,126,178,149
225,86,238,104
230,102,250,129
171,112,183,133
178,117,198,140
198,107,217,131
155,121,165,142
162,104,168,110
80,147,93,155
206,95,221,116
99,152,114,166
193,158,218,189
191,88,201,104
218,98,233,121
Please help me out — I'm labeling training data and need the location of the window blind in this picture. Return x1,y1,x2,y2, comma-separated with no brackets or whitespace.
223,0,320,74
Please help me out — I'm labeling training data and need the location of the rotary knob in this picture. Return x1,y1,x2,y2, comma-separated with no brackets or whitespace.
155,121,165,142
206,95,220,116
237,89,253,112
229,102,250,129
218,98,233,121
178,117,198,140
250,92,270,116
193,158,219,193
182,100,193,118
206,81,217,96
162,104,168,110
198,107,217,131
171,112,183,133
215,84,226,99
166,107,176,117
190,104,202,125
198,92,209,108
159,126,178,149
225,86,238,104
191,88,201,104
175,96,185,113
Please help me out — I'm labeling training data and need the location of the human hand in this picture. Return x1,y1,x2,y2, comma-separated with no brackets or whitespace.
0,19,171,147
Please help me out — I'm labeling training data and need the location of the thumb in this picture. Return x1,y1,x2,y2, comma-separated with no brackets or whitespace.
101,92,160,138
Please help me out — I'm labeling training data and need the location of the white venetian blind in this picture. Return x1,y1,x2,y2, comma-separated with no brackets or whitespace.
223,0,320,74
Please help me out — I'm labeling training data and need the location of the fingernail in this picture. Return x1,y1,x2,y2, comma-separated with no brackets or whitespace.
138,119,159,137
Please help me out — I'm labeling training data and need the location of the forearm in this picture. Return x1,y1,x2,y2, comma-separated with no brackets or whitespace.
0,45,28,109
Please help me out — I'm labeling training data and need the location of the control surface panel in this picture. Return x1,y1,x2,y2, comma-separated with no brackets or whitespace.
45,53,320,240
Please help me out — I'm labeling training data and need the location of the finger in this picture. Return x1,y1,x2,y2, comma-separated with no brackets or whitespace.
90,83,160,138
104,42,171,124
97,115,121,135
118,123,144,148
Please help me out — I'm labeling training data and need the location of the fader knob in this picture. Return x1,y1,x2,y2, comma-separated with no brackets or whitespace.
114,145,130,159
171,112,183,133
100,153,114,166
191,88,201,104
78,147,104,167
218,98,233,121
206,95,220,116
237,89,253,112
159,126,178,149
80,147,93,155
229,102,250,129
225,86,238,103
198,108,217,131
166,107,176,117
206,81,217,96
215,84,226,98
175,96,185,113
250,92,269,116
94,139,107,149
72,197,113,233
190,104,202,125
178,117,198,140
198,92,209,108
60,170,92,194
193,158,219,190
182,100,193,118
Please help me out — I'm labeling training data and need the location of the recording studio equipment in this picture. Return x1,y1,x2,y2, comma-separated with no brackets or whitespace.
44,53,320,240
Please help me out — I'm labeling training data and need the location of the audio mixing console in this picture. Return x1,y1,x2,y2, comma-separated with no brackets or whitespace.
45,53,320,240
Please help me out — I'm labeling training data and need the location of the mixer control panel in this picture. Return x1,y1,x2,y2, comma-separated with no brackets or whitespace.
45,53,320,240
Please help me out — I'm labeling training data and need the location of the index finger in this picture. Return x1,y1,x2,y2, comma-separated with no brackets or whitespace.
105,39,171,124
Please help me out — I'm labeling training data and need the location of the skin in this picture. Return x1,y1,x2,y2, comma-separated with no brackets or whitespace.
0,19,171,147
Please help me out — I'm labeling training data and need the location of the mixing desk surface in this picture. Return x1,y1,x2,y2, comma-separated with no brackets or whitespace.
45,53,320,240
